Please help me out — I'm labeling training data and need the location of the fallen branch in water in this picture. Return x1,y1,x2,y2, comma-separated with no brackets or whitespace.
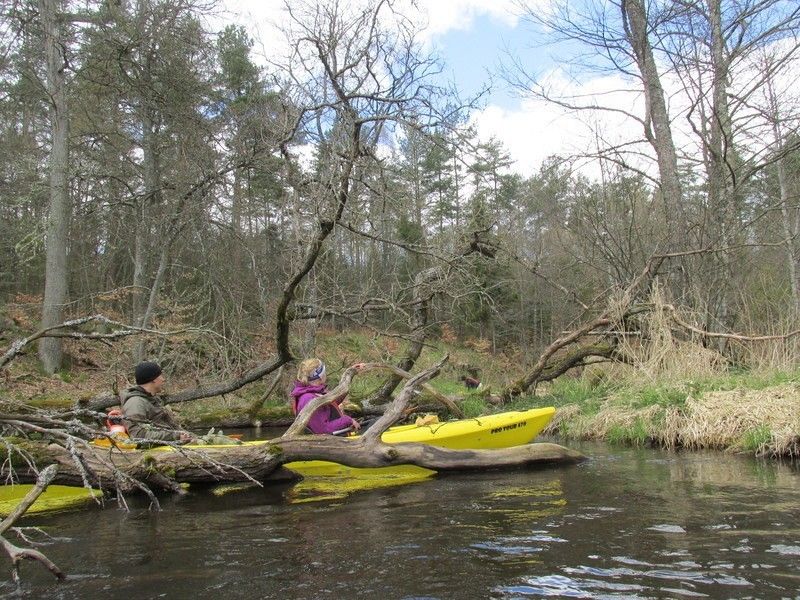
3,360,582,495
7,429,582,492
0,465,66,583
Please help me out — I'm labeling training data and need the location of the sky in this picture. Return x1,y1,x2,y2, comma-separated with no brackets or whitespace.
213,0,618,177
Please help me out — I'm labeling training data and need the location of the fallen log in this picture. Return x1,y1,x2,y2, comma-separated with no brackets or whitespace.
0,465,66,583
274,436,585,471
8,437,584,492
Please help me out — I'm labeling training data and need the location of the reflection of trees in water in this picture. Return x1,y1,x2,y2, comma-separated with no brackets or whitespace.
667,453,800,491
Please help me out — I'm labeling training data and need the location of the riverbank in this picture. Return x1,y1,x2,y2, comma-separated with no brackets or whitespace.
514,374,800,458
3,323,799,457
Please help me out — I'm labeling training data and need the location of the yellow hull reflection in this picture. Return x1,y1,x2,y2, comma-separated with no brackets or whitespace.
0,484,102,517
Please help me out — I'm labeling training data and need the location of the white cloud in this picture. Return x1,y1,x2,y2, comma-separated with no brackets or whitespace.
473,70,652,178
411,0,520,38
218,0,527,52
211,0,287,58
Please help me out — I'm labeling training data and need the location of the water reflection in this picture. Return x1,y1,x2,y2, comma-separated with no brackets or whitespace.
2,441,800,599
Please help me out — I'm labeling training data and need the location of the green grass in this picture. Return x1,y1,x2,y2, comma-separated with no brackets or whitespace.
460,396,489,418
614,385,689,409
606,418,650,447
428,378,465,396
538,378,617,412
738,425,773,453
685,369,800,396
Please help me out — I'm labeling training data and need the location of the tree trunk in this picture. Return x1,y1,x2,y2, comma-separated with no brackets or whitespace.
778,150,800,310
372,235,496,403
621,0,685,239
371,267,434,403
132,103,161,357
764,58,800,310
38,0,70,375
706,0,737,346
501,317,614,401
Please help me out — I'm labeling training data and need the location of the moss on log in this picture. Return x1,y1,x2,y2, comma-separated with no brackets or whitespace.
6,438,584,493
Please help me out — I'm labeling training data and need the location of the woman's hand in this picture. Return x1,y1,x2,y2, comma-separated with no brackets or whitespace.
350,419,361,431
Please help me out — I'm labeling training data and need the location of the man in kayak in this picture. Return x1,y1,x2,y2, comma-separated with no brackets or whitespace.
121,361,197,443
290,358,361,435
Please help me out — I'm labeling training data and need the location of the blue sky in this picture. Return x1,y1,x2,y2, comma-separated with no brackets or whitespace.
434,13,525,110
218,0,800,182
218,0,641,177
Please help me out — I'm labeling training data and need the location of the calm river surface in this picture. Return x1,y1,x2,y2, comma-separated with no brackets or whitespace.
3,438,800,599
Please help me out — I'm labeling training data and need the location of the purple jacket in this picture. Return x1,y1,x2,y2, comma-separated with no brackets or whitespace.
290,382,355,435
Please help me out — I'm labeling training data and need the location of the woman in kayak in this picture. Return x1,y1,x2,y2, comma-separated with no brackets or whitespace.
290,358,361,435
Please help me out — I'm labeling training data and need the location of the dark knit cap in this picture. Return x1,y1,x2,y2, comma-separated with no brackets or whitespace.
135,361,162,385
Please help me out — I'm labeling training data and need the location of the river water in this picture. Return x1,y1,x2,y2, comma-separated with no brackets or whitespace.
3,438,800,599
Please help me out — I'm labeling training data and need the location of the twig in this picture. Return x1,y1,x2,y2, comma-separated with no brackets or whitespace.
0,465,66,582
0,314,206,370
666,305,800,342
362,356,449,441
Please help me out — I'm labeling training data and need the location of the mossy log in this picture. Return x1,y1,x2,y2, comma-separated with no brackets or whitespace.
9,437,584,493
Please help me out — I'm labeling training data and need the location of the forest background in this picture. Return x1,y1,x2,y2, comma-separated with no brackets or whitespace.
2,0,800,456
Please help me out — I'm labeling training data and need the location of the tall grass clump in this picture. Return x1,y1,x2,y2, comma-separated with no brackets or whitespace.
606,417,650,447
615,286,728,385
460,396,489,418
614,384,689,409
540,377,616,412
680,390,800,457
736,425,773,455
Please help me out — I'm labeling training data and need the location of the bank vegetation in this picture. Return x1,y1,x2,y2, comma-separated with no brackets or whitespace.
2,0,800,581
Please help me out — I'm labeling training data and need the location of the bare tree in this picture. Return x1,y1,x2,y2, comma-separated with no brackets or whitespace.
37,0,72,374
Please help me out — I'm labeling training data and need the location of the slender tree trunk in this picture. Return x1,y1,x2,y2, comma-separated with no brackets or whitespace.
372,267,433,403
131,204,147,324
621,0,685,240
133,106,161,360
139,240,170,331
778,160,800,308
766,70,800,308
372,236,496,403
707,0,736,342
707,0,733,234
453,148,461,228
38,0,70,374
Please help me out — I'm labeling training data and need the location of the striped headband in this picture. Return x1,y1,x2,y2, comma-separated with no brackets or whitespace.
310,361,326,381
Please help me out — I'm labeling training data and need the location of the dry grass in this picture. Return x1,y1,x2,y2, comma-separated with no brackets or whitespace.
734,294,800,372
558,385,800,457
542,403,582,435
587,404,661,439
678,387,800,457
616,286,728,383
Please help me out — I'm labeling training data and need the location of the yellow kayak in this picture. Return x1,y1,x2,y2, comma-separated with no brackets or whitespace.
379,406,556,450
283,406,555,478
117,407,556,480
